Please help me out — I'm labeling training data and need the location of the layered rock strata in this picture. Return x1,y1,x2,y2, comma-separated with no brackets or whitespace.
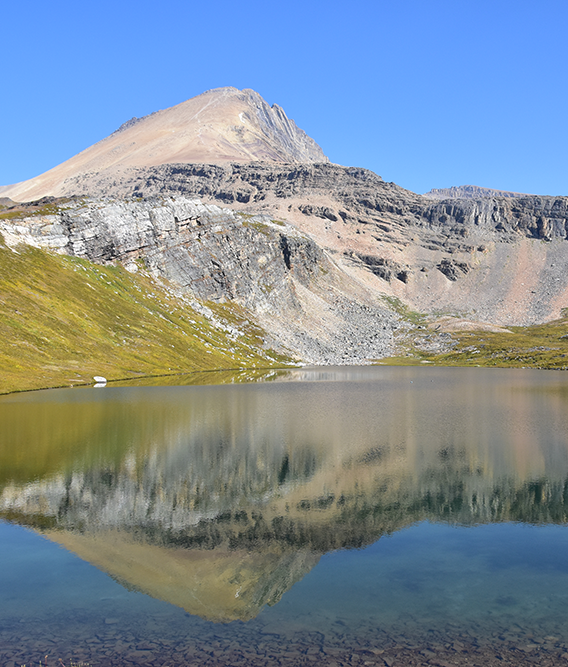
24,161,568,326
423,184,532,200
0,196,401,364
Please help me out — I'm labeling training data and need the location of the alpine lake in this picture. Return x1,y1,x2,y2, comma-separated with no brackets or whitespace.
2,366,568,667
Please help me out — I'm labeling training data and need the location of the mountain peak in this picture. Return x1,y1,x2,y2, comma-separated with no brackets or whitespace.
2,87,328,202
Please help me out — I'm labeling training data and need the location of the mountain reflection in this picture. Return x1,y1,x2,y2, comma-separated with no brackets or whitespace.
2,367,568,621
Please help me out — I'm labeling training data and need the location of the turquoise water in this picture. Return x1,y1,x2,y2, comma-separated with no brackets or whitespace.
271,522,568,634
2,520,568,665
2,366,568,665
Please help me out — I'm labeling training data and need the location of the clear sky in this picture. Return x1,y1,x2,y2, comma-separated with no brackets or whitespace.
2,0,567,195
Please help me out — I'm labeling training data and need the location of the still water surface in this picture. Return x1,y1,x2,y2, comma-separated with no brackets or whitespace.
2,366,568,666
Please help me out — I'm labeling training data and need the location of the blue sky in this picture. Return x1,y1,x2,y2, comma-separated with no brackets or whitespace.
2,0,567,195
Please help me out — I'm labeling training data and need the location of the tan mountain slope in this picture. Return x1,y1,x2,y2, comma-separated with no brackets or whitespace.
2,87,328,202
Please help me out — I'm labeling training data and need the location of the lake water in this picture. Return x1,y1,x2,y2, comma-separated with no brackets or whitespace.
2,366,568,666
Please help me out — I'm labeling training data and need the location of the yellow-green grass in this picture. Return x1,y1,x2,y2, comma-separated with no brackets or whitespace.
382,316,568,369
425,319,568,368
0,237,294,394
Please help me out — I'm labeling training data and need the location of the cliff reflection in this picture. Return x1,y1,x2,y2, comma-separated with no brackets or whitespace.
2,367,568,621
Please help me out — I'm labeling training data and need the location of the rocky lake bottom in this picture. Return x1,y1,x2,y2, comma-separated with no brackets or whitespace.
3,522,568,667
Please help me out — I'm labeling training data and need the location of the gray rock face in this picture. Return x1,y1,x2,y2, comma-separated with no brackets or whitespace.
421,196,568,241
54,162,568,246
1,196,401,364
6,160,568,331
52,199,323,312
54,162,390,206
424,185,532,200
238,88,328,163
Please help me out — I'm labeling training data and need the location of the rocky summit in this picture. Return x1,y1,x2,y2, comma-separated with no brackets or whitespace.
1,87,568,387
1,87,328,203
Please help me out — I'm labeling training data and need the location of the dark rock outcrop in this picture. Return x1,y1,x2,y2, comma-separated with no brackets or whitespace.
437,258,470,281
355,254,411,283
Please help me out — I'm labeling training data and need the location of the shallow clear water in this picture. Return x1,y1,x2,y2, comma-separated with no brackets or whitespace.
2,366,568,666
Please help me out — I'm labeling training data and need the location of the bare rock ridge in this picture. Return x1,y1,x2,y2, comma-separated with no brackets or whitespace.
36,159,568,325
424,185,532,200
58,161,568,244
1,87,328,202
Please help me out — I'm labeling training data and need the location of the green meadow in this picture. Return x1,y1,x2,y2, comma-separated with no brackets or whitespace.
0,237,292,394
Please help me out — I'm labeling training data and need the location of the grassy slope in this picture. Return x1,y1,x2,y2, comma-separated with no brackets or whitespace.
0,238,293,394
383,315,568,369
423,318,568,368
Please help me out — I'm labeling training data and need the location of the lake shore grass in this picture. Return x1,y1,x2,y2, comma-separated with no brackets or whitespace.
381,314,568,369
